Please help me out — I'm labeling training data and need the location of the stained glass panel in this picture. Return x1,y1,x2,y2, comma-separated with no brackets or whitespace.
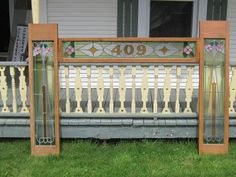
203,39,225,144
62,41,196,59
33,41,55,145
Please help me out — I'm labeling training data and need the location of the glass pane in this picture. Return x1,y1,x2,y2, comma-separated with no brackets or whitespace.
33,41,55,146
150,1,193,37
63,41,196,59
203,39,225,144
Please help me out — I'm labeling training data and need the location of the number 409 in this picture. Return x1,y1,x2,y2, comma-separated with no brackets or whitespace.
111,44,146,56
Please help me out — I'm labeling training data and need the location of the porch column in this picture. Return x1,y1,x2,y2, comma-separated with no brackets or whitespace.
31,0,40,23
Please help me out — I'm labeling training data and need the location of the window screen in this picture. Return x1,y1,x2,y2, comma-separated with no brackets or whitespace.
150,1,193,37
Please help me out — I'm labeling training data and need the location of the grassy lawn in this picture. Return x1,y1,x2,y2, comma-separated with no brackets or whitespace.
1,139,236,177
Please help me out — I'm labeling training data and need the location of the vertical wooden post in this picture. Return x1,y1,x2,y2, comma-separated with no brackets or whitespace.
96,66,105,113
74,66,83,113
184,66,193,113
87,66,92,113
64,66,70,113
140,66,149,113
199,21,229,154
109,66,114,113
31,0,40,23
10,67,17,112
162,66,171,113
0,67,10,113
175,66,181,113
18,66,28,113
153,66,158,113
229,67,236,113
29,24,60,155
131,66,136,113
118,66,126,113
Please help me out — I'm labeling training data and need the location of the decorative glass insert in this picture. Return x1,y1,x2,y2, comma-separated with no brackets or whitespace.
203,39,225,144
33,41,55,145
62,41,196,59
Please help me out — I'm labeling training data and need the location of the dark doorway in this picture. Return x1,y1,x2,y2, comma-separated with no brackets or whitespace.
0,1,10,53
150,1,193,37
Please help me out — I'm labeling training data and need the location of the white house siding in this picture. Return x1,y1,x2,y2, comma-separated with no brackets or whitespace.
46,0,117,37
45,0,118,88
227,0,236,65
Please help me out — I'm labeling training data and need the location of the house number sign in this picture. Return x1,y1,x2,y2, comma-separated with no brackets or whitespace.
62,41,196,59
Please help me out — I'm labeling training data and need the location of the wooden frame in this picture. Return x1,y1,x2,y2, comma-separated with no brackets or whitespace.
28,24,60,155
27,21,230,156
199,21,229,154
59,38,199,63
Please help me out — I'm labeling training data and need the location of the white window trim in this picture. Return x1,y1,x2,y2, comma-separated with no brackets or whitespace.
40,0,48,23
138,0,207,37
138,0,150,37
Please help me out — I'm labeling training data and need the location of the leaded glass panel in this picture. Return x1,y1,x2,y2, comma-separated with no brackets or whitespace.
62,41,196,59
33,41,55,145
203,39,225,144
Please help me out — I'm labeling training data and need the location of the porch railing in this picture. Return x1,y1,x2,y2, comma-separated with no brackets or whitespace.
0,63,236,116
59,64,199,116
0,62,29,114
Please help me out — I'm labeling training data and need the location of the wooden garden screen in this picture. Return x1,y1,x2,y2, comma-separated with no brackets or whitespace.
28,21,229,155
29,24,60,155
199,21,229,154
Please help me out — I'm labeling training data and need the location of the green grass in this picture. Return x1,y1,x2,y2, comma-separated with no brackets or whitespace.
1,139,236,177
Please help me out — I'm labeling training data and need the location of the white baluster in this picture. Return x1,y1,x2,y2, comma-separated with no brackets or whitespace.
184,66,193,113
18,66,28,113
141,66,149,113
87,66,92,113
96,66,105,113
229,67,236,113
131,66,136,113
0,67,9,112
74,66,83,113
153,66,158,113
162,66,172,114
118,66,126,113
64,66,70,113
175,66,181,113
10,67,17,112
109,66,114,113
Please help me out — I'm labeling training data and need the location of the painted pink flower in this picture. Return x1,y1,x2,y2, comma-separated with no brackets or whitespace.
215,44,224,52
205,44,212,52
183,45,192,55
33,47,41,56
45,47,52,56
205,44,213,52
66,45,74,55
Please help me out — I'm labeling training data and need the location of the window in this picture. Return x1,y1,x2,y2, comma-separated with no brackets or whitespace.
138,0,207,37
117,0,138,37
150,1,193,37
